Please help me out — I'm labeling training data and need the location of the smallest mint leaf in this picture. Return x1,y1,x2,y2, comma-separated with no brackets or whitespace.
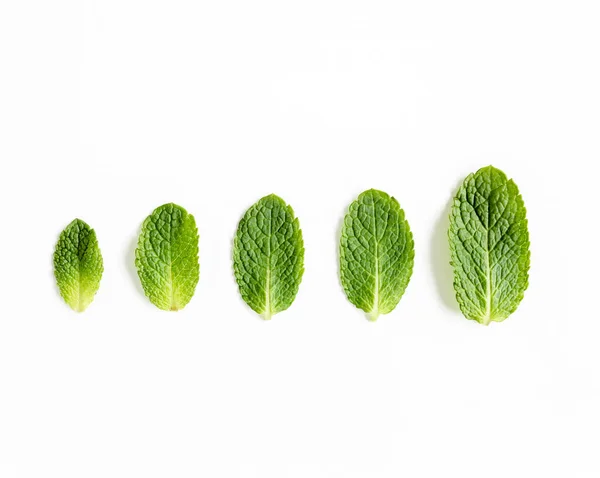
53,219,104,312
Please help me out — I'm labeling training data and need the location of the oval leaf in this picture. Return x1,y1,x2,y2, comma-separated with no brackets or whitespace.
340,189,415,321
135,203,200,311
53,219,104,312
233,194,304,320
448,165,530,325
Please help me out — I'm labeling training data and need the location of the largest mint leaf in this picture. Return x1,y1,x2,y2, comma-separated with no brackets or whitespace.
135,203,199,311
339,189,414,321
448,165,530,325
53,219,104,312
233,194,304,320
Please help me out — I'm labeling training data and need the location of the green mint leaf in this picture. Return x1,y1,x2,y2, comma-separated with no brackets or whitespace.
339,189,415,321
233,194,305,320
448,165,530,325
53,219,104,312
135,203,200,311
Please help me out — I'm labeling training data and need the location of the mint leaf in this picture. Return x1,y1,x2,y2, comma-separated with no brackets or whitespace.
53,219,104,312
339,189,415,321
135,203,200,311
233,194,304,320
448,166,530,325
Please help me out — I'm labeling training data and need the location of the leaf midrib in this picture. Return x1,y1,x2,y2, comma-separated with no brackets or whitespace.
484,207,492,325
370,195,380,320
264,211,273,320
481,178,508,325
76,227,89,312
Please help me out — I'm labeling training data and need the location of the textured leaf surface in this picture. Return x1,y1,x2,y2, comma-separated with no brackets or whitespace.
449,165,530,325
233,194,304,320
340,189,414,321
135,203,199,311
53,219,103,312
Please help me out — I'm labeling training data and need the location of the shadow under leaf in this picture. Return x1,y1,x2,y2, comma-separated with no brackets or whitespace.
430,189,461,312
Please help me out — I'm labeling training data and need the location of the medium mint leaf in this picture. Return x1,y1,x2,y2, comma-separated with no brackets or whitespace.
340,189,414,321
135,203,200,311
233,194,304,320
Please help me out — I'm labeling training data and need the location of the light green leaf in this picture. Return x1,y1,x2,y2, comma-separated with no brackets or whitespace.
233,194,304,320
135,203,199,311
339,189,414,321
448,165,530,325
53,219,104,312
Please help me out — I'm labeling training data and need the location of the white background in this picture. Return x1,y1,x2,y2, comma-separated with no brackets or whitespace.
0,0,598,477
